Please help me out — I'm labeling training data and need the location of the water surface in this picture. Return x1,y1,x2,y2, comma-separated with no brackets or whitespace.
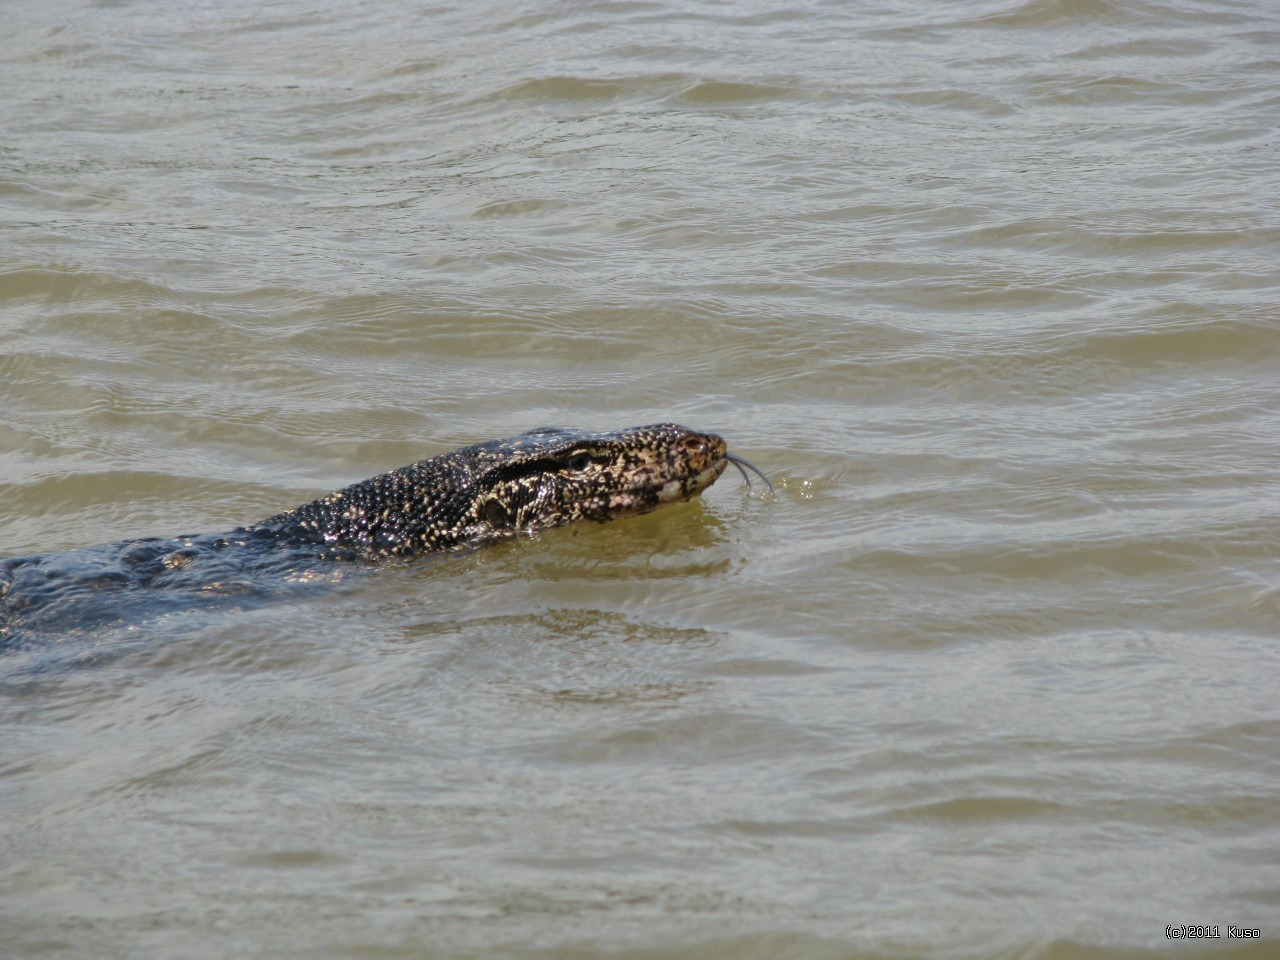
2,1,1278,958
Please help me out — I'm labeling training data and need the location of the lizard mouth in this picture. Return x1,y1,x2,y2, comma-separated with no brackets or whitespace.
646,449,772,507
654,455,730,505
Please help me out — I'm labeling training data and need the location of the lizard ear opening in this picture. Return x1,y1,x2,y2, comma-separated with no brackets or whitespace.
482,499,512,530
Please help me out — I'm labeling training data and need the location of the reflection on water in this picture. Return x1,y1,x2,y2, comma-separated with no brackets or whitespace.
2,0,1278,957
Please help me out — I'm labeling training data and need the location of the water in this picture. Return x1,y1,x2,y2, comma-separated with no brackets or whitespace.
2,0,1278,957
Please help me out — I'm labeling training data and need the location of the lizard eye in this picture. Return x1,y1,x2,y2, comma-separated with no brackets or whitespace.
566,452,593,473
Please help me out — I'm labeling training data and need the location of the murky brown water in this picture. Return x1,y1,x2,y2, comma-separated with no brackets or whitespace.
2,0,1278,957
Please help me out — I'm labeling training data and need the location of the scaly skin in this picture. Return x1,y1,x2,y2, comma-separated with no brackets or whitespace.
252,422,729,557
1,424,731,640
